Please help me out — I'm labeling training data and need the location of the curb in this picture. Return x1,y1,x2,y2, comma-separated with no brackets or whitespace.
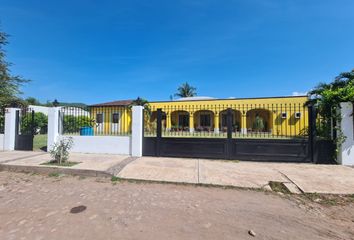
0,164,112,178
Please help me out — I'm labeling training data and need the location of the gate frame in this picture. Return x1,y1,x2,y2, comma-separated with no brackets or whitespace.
143,107,316,163
14,108,35,151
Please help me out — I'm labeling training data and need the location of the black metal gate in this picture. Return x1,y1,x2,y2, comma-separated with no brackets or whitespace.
143,106,322,163
14,108,35,151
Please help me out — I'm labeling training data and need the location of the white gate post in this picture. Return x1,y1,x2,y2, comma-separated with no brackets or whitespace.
47,107,61,152
337,102,354,165
4,108,20,151
131,106,143,157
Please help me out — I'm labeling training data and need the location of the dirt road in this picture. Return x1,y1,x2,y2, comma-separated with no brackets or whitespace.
0,172,353,240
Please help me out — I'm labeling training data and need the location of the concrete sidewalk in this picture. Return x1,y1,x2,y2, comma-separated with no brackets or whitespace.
1,151,354,194
0,151,131,177
118,157,354,194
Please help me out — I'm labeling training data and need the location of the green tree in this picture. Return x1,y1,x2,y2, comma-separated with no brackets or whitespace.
129,97,149,107
0,30,29,109
174,82,197,98
129,97,155,132
308,69,354,139
21,112,48,134
129,97,151,114
0,29,29,132
25,97,41,105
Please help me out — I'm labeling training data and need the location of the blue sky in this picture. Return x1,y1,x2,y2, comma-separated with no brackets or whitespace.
1,0,353,104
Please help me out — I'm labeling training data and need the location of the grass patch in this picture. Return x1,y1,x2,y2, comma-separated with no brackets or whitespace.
349,194,354,200
41,161,80,167
269,181,291,194
48,172,61,177
221,160,240,163
111,176,120,184
303,193,354,206
33,134,47,151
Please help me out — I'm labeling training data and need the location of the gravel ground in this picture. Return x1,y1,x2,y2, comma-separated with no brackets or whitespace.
0,171,353,240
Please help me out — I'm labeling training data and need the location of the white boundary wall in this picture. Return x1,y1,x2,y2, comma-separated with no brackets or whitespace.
131,106,143,157
337,102,354,165
47,106,143,156
58,135,131,155
47,107,61,152
4,108,19,151
0,134,4,151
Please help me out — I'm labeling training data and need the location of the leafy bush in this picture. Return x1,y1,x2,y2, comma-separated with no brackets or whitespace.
49,137,73,164
63,115,94,133
0,113,4,133
308,69,354,142
233,121,240,131
21,112,48,134
253,115,265,132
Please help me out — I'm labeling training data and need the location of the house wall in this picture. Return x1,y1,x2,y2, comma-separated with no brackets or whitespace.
0,134,4,151
150,96,309,136
58,135,131,155
90,106,131,135
91,96,309,136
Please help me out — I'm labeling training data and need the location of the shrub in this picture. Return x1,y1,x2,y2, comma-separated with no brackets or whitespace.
253,115,265,132
21,112,48,134
63,115,94,133
49,137,74,164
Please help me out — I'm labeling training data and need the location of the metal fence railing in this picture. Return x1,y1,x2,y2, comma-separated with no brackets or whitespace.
17,108,36,135
144,103,310,139
315,107,337,140
60,106,131,136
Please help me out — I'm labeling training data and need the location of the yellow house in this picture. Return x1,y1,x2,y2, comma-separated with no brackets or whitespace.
90,96,309,137
89,100,132,135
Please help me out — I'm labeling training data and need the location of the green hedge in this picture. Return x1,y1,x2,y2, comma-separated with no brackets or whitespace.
63,115,94,133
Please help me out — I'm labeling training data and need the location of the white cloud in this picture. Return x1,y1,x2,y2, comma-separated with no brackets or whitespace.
292,91,308,96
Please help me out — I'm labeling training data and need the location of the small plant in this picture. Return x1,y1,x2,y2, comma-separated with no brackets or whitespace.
48,172,60,177
49,137,74,164
111,176,120,183
253,115,265,132
269,181,291,194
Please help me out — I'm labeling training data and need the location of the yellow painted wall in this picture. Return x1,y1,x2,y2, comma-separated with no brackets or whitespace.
90,106,131,135
149,96,309,136
92,96,309,137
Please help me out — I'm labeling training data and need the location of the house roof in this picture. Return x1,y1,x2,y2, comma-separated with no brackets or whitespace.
90,95,309,106
89,99,133,107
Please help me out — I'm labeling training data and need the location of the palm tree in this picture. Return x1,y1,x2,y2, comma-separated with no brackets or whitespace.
129,97,151,115
175,82,197,98
130,97,149,107
129,97,154,132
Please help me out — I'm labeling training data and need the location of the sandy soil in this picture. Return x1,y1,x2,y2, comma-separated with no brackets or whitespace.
0,171,353,240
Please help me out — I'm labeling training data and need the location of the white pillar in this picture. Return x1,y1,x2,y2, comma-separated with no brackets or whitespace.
337,102,354,165
4,108,20,151
131,106,143,157
47,107,61,152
